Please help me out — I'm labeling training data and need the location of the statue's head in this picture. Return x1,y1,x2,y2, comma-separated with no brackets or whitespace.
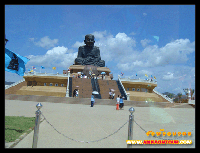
84,34,95,46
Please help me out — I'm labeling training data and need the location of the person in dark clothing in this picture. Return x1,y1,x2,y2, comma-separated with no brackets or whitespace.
73,89,76,98
91,94,95,107
119,96,124,109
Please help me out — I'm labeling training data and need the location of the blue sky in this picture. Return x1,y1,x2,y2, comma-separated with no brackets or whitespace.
5,5,195,95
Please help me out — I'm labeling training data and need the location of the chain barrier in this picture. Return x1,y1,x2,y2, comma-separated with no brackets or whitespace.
41,112,194,143
134,120,195,140
41,113,129,143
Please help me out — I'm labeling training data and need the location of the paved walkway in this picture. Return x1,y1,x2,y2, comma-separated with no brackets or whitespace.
5,100,195,148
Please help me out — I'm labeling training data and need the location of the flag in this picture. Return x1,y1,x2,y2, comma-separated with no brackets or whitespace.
41,66,45,69
52,67,56,70
145,74,148,77
121,72,124,76
28,69,33,72
32,66,36,69
154,76,156,79
5,48,30,76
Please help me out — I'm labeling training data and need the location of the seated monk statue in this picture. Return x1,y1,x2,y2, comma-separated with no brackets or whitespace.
75,34,105,67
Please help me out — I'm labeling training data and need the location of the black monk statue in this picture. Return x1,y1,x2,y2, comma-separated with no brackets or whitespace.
75,34,105,67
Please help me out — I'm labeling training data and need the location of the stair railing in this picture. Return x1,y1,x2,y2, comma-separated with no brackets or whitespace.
117,75,127,100
153,89,173,103
91,78,101,99
94,79,101,99
5,78,25,90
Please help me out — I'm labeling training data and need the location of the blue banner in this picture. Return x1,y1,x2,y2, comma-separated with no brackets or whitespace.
5,48,30,76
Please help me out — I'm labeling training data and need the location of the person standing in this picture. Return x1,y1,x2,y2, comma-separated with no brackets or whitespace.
73,89,76,98
119,96,124,109
91,94,95,107
109,90,112,99
112,92,115,100
76,89,79,98
116,95,120,110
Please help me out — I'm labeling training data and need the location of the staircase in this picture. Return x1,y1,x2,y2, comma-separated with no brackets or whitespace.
5,78,25,90
71,78,93,98
127,91,168,102
98,80,121,99
71,78,123,100
5,79,27,95
153,89,173,103
116,80,127,100
5,94,194,108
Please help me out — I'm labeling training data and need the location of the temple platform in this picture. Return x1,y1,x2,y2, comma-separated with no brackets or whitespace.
69,65,111,79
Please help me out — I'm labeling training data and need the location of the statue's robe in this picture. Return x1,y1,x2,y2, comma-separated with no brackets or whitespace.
75,45,105,67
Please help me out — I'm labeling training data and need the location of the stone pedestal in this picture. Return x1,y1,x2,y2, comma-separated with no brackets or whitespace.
68,65,85,75
68,65,111,78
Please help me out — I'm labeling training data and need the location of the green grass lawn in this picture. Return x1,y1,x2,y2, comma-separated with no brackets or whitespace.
5,116,35,142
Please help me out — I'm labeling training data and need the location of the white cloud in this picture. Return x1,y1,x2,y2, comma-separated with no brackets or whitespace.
31,36,59,49
162,72,174,80
116,63,130,71
143,13,147,16
140,39,151,47
137,69,152,76
92,30,107,39
129,32,136,35
71,31,194,74
29,38,35,42
132,60,143,67
26,46,77,68
119,38,195,70
73,31,136,63
46,46,67,55
72,41,84,48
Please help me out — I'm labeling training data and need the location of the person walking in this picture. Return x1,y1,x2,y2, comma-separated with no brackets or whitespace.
119,96,124,109
91,94,95,107
116,95,120,110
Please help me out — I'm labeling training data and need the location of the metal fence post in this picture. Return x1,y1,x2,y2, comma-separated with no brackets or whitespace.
32,103,43,148
127,107,135,148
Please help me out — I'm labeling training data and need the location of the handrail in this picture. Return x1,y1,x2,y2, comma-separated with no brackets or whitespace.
153,89,173,103
24,72,68,77
120,78,157,84
91,78,101,99
5,78,25,90
118,75,127,100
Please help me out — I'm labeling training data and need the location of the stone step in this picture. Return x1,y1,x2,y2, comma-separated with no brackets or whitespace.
5,94,194,108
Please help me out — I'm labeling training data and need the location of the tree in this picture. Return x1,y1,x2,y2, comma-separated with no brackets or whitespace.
190,88,195,99
177,93,182,103
162,92,175,98
168,93,175,98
